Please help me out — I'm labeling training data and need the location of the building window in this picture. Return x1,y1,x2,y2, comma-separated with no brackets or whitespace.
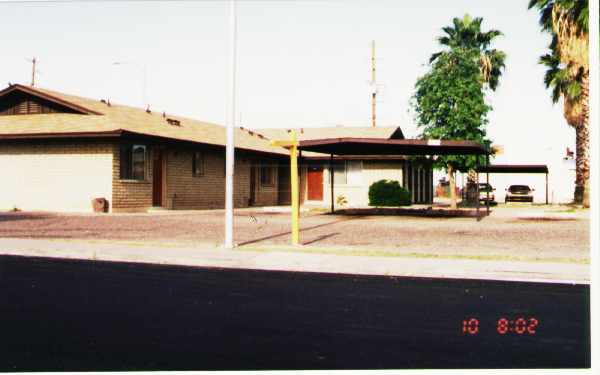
193,151,204,177
119,144,146,180
260,164,275,186
332,161,347,185
346,161,363,185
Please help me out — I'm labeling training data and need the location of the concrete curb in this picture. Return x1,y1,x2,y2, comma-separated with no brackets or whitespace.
0,238,589,284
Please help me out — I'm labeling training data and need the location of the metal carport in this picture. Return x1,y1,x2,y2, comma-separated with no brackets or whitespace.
476,164,549,204
272,134,490,244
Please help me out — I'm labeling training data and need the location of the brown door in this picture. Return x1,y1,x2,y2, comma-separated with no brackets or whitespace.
278,163,291,205
307,166,323,201
152,149,163,206
249,165,256,206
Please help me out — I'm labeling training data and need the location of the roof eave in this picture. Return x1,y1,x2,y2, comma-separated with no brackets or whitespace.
0,84,104,115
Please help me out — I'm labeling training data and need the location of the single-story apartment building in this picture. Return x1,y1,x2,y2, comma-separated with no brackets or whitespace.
0,84,433,213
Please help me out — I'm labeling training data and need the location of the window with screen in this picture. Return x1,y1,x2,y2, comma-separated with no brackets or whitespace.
119,144,146,181
260,164,275,186
346,161,363,185
332,161,347,185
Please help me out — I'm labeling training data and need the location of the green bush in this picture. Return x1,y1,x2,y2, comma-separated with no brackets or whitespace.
368,180,411,207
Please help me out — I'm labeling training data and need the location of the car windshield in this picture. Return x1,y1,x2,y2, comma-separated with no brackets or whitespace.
478,184,492,192
509,185,530,192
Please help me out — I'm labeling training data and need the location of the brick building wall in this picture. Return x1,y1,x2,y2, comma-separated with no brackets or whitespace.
251,158,279,207
165,148,252,210
112,144,281,212
0,140,283,213
0,141,113,212
111,143,153,212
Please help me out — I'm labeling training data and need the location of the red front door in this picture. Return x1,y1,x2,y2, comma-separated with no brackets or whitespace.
307,166,323,201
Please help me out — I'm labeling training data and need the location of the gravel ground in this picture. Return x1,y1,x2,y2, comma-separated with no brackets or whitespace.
0,206,589,262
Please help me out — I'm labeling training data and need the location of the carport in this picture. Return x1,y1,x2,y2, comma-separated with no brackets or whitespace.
476,164,549,204
273,136,490,245
297,137,490,207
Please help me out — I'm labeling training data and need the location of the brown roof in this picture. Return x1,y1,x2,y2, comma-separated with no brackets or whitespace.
252,126,404,141
0,84,287,156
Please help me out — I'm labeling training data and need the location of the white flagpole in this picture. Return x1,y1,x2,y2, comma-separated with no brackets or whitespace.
224,0,237,249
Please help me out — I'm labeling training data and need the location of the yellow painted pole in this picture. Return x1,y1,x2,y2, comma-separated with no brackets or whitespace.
270,131,300,246
290,130,300,245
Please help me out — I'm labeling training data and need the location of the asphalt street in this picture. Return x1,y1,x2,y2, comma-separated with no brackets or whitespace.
0,255,590,370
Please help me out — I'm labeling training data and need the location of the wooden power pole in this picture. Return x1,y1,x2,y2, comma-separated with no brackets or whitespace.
370,41,376,127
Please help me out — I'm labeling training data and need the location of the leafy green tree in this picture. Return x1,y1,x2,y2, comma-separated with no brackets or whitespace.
430,14,506,91
412,49,491,209
528,0,589,206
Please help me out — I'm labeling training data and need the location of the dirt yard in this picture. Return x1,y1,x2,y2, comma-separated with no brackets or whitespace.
0,206,589,263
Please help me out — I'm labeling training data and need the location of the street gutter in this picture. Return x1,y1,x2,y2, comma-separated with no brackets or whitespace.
0,238,589,285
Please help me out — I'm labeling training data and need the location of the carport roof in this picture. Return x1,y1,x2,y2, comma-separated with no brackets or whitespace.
297,138,488,156
477,164,549,173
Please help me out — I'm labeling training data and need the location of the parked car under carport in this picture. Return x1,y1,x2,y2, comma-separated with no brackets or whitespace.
505,185,534,203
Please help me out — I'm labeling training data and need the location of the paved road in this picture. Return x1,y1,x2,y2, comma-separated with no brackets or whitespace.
0,255,590,370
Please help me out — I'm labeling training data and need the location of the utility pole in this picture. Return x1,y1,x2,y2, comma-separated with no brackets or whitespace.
370,41,377,127
224,0,237,249
29,57,37,87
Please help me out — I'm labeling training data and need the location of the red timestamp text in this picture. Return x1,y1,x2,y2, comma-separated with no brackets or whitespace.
461,317,539,335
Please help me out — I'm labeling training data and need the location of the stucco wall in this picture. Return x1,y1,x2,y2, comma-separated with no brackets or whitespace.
300,160,405,208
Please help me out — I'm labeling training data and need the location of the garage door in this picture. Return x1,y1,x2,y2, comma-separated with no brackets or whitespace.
0,147,113,212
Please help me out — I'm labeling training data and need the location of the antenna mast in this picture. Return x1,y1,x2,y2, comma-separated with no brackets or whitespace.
29,57,37,87
370,41,376,127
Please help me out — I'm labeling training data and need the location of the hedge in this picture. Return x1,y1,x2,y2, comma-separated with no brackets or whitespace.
368,179,411,207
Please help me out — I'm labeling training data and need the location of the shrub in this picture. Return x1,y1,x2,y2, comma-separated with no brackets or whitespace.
336,195,348,207
368,180,411,207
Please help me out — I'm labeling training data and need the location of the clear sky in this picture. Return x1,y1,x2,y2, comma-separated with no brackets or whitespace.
0,0,576,166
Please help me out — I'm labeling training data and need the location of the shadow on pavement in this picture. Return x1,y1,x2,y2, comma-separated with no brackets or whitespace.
237,217,358,246
332,207,491,219
0,212,54,223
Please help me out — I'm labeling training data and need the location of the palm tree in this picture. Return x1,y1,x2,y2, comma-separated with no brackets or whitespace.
430,14,506,91
540,38,585,127
528,0,589,206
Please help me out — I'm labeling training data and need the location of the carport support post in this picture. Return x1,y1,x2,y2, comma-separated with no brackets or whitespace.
476,156,480,216
486,153,490,216
270,131,300,245
290,131,300,245
545,172,548,205
330,154,334,214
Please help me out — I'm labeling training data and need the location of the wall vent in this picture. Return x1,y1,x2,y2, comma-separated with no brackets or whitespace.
166,118,181,126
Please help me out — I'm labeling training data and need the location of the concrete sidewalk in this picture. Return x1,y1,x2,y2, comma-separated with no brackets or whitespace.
0,238,589,284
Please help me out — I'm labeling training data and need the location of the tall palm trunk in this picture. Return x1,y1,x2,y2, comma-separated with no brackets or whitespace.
574,73,589,207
